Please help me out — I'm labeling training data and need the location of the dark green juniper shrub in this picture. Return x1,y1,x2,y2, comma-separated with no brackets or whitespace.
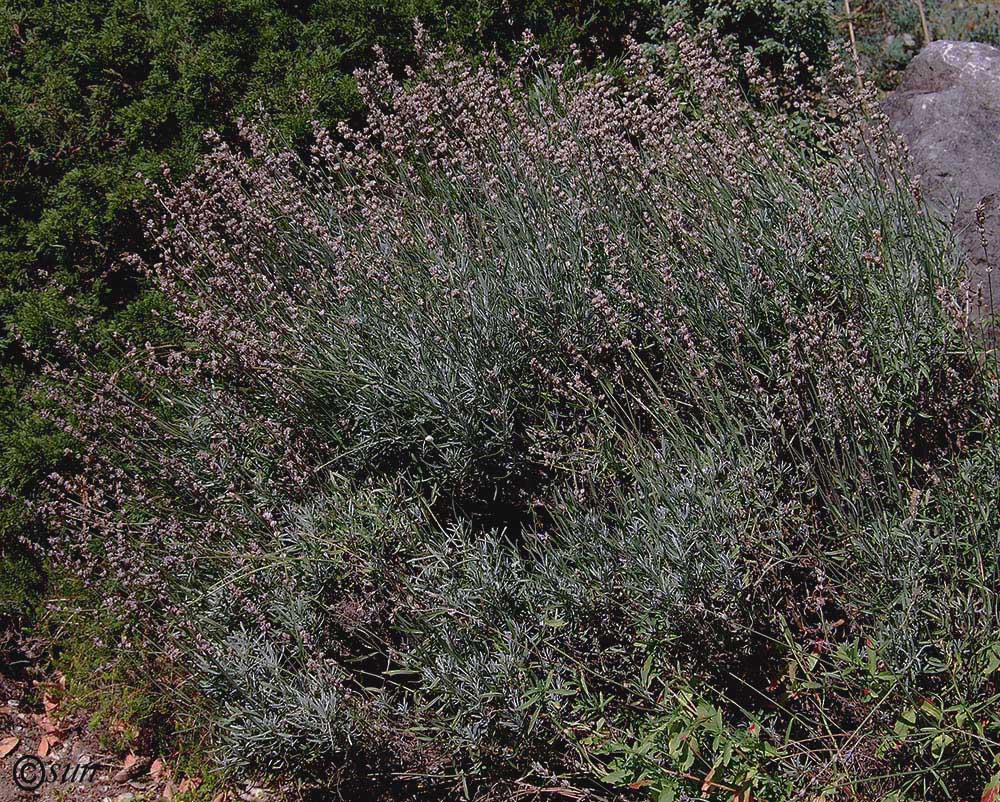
662,0,833,69
45,31,999,802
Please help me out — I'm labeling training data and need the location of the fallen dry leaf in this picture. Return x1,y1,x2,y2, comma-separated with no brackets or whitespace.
37,714,62,735
109,718,130,737
0,736,20,758
113,753,151,783
162,780,176,800
30,710,62,733
150,758,165,779
210,792,228,802
37,734,54,757
178,777,202,793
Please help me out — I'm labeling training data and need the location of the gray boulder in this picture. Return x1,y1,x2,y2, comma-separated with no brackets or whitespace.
884,40,1000,321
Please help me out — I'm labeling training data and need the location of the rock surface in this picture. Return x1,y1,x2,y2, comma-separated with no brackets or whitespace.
884,40,1000,321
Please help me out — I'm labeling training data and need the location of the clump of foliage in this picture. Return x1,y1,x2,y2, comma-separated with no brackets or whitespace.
2,0,840,657
44,28,1000,800
0,0,667,646
661,0,833,69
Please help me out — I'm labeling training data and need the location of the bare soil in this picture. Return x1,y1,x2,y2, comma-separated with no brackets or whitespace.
0,673,199,802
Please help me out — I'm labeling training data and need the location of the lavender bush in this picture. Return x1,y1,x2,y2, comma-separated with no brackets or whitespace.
44,31,1000,801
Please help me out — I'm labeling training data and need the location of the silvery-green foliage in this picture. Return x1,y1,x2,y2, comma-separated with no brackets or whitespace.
193,627,357,774
46,30,1000,798
182,479,425,774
